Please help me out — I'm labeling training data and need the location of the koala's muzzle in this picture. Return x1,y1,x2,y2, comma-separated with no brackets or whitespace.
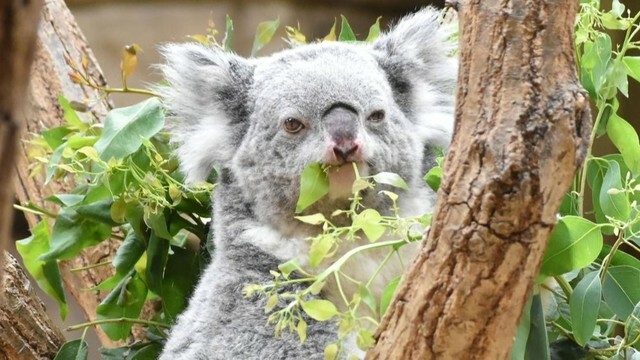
323,105,362,164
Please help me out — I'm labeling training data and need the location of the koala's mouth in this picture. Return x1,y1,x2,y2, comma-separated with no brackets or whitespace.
326,161,369,200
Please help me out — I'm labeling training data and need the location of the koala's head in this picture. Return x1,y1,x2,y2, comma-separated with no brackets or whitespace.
160,8,457,229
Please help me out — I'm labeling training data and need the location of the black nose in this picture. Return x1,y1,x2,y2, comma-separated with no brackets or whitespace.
334,143,360,161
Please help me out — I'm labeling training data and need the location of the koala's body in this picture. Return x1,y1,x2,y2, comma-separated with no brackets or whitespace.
158,8,457,360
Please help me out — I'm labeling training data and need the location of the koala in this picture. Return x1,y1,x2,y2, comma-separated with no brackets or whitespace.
158,7,457,360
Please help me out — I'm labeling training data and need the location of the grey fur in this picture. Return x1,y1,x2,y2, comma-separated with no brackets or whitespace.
159,7,456,359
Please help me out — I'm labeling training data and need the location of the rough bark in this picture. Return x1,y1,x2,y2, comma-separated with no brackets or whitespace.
0,252,66,360
368,1,591,359
0,0,43,270
13,0,125,348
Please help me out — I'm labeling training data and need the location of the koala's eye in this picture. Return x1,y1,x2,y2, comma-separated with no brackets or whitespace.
367,110,385,123
283,117,305,134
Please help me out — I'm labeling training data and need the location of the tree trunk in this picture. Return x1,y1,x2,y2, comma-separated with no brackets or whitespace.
0,252,66,360
13,0,125,348
368,1,590,359
0,0,43,269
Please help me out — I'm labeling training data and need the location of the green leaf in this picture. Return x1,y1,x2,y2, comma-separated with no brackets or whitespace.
352,209,386,242
323,19,337,41
611,0,625,17
359,284,377,313
113,229,145,275
510,296,532,360
380,276,401,317
295,213,327,225
539,216,603,277
145,211,173,241
297,319,308,344
607,114,640,176
356,328,375,350
42,126,71,149
96,273,148,341
53,339,88,360
365,16,381,42
58,95,86,130
599,160,630,221
309,235,333,267
39,207,112,261
94,97,165,161
162,246,199,322
625,301,640,346
338,15,356,42
424,166,442,192
296,162,329,213
223,15,234,51
301,299,337,321
599,245,640,271
324,343,338,360
623,56,640,83
601,12,630,30
76,198,119,226
251,19,280,56
45,143,66,184
581,34,612,96
524,294,550,360
15,221,67,320
570,271,602,346
278,259,301,278
46,194,84,207
146,232,170,295
372,172,409,190
603,265,640,320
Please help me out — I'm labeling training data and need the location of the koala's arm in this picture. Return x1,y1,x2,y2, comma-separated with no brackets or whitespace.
159,182,337,360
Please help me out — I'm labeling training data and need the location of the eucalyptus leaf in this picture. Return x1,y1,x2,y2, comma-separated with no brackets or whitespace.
539,216,603,276
570,271,602,346
606,114,640,176
625,301,640,346
113,229,145,275
39,207,112,261
94,97,165,161
599,160,630,221
146,232,170,295
15,221,67,319
301,299,338,321
162,246,199,322
603,265,640,319
365,16,381,42
338,15,356,41
251,19,280,56
296,162,329,213
380,276,400,317
372,172,408,190
53,339,88,360
96,273,148,341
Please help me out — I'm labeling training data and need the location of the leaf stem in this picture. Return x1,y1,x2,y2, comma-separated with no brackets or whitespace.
553,275,573,299
66,317,170,332
70,260,113,273
600,231,624,284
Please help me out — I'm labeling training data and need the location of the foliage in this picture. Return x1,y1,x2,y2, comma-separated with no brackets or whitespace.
508,1,640,359
15,3,640,359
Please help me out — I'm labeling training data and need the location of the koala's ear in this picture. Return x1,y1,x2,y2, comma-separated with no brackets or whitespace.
158,43,255,183
372,7,457,148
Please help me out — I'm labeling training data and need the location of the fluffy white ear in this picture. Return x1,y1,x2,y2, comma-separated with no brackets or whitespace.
158,43,254,183
372,7,458,148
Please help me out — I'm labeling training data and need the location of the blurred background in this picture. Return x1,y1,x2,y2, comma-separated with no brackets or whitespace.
69,0,445,106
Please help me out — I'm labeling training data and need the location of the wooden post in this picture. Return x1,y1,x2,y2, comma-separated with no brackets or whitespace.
368,1,591,359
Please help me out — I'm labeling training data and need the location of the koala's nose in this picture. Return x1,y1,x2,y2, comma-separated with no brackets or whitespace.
333,142,360,162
